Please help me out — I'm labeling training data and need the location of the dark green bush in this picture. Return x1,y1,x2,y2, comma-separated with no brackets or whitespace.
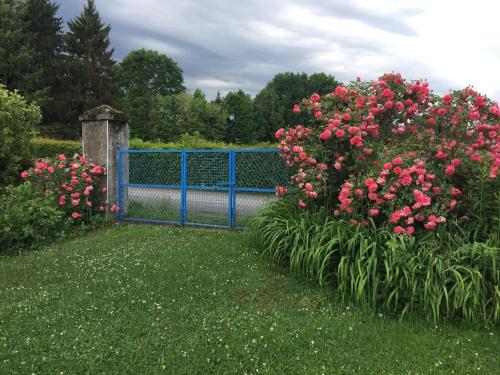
32,138,81,159
251,199,500,323
0,86,41,185
0,182,66,250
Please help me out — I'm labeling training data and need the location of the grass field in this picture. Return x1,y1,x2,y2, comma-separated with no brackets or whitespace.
0,224,499,374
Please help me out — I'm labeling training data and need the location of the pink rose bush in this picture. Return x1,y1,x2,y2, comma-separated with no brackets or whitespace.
275,73,499,236
254,73,499,323
21,153,109,223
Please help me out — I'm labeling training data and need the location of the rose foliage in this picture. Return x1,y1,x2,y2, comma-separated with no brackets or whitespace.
20,153,112,223
275,73,499,238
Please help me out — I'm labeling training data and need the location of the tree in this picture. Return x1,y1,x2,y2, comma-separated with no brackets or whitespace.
0,0,33,92
254,72,338,141
192,88,206,102
150,93,200,141
308,72,338,95
18,0,64,115
191,89,227,140
62,0,118,138
253,86,285,141
117,49,185,139
266,72,309,128
223,90,260,144
0,0,67,137
150,90,227,142
213,90,222,105
200,101,227,140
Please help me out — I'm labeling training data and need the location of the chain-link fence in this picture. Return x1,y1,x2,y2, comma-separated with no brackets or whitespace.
118,148,288,229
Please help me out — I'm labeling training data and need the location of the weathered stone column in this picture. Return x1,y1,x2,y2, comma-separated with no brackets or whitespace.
80,105,128,216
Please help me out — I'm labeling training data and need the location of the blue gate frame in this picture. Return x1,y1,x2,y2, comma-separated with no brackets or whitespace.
117,148,282,229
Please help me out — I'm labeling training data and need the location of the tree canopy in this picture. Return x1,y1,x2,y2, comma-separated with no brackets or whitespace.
0,0,341,144
118,49,185,96
253,72,338,141
116,48,185,139
223,90,260,144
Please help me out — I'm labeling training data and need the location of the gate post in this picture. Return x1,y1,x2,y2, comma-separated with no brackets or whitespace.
79,105,129,216
228,151,236,229
180,151,187,225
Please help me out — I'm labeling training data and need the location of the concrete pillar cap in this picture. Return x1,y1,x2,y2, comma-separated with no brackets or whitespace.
79,105,128,122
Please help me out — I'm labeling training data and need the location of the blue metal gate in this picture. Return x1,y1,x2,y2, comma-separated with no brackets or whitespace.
117,148,288,229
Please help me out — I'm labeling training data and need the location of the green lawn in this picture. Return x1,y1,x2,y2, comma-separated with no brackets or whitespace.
0,225,498,374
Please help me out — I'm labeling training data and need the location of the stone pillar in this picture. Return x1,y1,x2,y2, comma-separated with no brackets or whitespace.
79,105,128,215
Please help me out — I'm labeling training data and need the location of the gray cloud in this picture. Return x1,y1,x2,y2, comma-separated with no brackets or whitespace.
313,0,421,36
56,0,499,101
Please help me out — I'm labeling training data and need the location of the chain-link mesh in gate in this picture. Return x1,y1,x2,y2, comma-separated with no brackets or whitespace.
119,149,289,228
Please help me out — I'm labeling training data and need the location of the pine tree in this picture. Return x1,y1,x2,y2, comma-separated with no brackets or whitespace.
18,0,63,114
0,0,33,91
62,0,118,137
213,90,222,105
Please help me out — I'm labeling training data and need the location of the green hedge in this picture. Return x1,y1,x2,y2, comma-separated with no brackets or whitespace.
32,136,287,189
32,138,81,159
32,136,277,159
128,136,276,151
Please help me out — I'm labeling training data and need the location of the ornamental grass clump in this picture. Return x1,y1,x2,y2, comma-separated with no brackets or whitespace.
253,73,500,323
251,200,499,323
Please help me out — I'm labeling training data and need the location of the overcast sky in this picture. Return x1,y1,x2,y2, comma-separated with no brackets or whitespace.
58,0,500,101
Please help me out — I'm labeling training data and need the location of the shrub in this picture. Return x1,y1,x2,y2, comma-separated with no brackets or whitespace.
0,85,41,185
251,200,500,323
32,138,81,160
20,153,109,223
0,182,65,250
1,154,110,251
255,73,500,323
274,73,499,238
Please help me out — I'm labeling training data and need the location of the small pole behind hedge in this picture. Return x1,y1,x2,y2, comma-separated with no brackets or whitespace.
80,105,129,217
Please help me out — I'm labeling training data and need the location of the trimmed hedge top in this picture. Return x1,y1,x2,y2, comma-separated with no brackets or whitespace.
32,136,277,160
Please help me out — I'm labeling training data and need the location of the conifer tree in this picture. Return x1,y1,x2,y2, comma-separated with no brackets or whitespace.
0,0,33,92
62,0,118,137
18,0,63,113
213,90,222,105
